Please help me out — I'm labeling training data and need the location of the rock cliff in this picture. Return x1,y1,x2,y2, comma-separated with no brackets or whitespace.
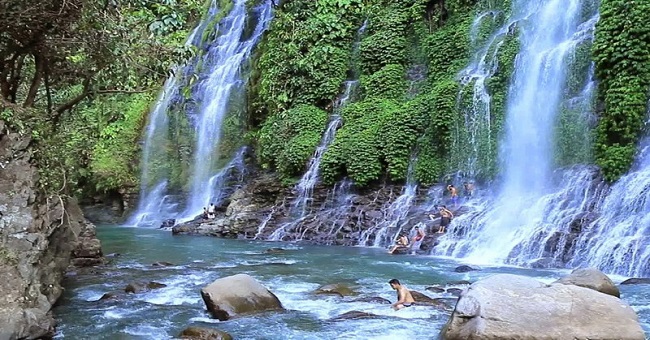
0,121,103,339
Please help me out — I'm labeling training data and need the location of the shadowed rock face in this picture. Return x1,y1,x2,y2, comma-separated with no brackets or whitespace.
0,121,103,339
441,273,645,340
200,274,284,321
554,268,620,298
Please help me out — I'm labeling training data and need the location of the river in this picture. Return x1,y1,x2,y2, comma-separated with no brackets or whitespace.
54,226,650,339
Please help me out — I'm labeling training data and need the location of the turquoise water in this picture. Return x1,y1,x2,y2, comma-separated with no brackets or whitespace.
54,226,650,339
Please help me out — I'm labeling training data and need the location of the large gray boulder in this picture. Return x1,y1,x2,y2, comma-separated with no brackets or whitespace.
200,274,283,321
554,268,620,297
441,274,645,340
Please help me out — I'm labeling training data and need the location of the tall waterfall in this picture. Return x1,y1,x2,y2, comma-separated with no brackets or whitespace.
436,0,600,264
130,1,273,226
182,0,273,218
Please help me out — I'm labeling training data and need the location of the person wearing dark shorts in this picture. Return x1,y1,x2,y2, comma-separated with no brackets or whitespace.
437,206,453,233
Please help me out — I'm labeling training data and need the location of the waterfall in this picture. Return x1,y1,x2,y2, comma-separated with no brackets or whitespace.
292,81,358,216
182,0,273,218
359,160,418,247
131,1,273,226
436,0,600,264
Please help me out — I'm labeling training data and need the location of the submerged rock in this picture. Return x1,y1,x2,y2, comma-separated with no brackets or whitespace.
264,248,285,254
446,288,463,297
410,291,449,309
621,278,650,285
124,281,167,294
441,274,645,340
425,286,446,293
554,268,620,298
330,311,378,321
179,326,233,340
152,261,175,267
315,283,358,297
446,280,471,286
454,265,478,273
349,296,391,304
201,274,283,321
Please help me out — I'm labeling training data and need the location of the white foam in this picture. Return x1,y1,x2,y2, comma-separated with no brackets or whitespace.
188,316,221,324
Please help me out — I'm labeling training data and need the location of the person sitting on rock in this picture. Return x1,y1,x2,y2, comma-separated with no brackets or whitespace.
202,207,209,220
207,203,216,219
388,234,409,254
437,205,453,233
388,278,415,310
447,184,458,206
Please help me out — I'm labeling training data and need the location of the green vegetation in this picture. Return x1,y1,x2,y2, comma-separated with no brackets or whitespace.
593,0,650,181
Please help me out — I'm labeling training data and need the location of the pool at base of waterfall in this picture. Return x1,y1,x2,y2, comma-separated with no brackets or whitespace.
54,226,650,339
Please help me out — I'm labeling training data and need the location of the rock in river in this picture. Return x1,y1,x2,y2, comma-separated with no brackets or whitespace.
201,274,283,321
179,326,232,340
554,268,619,298
441,274,645,340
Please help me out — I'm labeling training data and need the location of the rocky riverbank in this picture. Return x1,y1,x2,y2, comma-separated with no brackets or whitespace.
170,171,467,252
0,121,104,339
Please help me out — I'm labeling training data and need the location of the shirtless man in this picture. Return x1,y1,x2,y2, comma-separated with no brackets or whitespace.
388,234,409,254
388,279,416,310
447,184,458,206
437,205,453,233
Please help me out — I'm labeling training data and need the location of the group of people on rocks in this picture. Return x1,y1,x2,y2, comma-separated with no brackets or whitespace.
202,203,217,220
387,181,476,255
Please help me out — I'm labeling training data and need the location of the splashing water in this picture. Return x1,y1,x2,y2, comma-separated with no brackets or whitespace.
436,0,600,264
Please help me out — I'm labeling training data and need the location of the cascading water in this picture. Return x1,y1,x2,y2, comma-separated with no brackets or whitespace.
359,160,418,247
568,109,650,277
131,1,273,226
436,0,600,264
182,0,273,218
292,81,358,216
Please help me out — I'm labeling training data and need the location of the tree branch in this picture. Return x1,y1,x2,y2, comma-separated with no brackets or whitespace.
23,53,44,108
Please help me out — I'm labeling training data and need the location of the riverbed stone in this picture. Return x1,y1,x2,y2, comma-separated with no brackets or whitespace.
441,274,645,340
124,281,167,293
179,326,233,340
554,268,620,298
621,278,650,285
446,288,463,297
454,265,477,273
330,310,378,321
426,286,446,293
200,274,283,321
315,283,358,297
349,296,391,304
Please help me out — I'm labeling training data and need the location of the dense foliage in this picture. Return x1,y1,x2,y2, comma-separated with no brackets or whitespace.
593,0,650,181
0,0,205,196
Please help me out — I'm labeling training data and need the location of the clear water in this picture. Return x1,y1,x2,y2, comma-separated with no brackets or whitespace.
53,226,650,339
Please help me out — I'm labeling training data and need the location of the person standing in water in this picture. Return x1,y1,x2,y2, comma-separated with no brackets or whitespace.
437,205,453,233
447,184,458,206
388,279,416,310
207,203,216,219
463,182,474,199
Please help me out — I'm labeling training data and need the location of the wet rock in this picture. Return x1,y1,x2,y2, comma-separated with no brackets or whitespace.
201,274,283,321
411,291,449,309
554,268,619,298
152,261,174,267
96,291,125,302
124,281,167,294
529,257,555,269
160,219,176,229
441,274,645,340
446,280,471,286
330,311,378,321
179,326,233,340
315,283,358,297
454,265,477,273
620,278,650,285
426,286,446,293
349,296,391,304
105,253,121,258
446,288,463,297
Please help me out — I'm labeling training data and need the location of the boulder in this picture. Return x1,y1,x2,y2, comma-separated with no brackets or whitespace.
441,274,645,340
315,283,357,297
152,261,174,267
124,281,167,293
454,265,478,273
200,274,283,321
330,311,378,321
349,296,391,304
554,268,620,298
179,327,232,340
410,291,449,309
621,278,650,285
